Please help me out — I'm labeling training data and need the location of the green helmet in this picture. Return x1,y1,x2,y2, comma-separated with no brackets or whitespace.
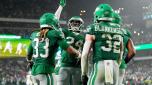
94,4,113,23
39,13,59,29
112,12,122,24
68,16,84,32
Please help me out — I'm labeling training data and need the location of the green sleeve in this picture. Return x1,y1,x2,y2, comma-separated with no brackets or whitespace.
27,43,33,61
62,28,69,36
126,29,132,38
56,31,70,50
122,28,132,38
123,35,129,47
30,33,33,40
86,24,94,35
58,40,69,50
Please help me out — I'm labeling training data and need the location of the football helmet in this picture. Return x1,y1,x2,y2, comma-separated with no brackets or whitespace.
94,4,114,23
39,13,59,29
68,16,84,32
112,12,122,25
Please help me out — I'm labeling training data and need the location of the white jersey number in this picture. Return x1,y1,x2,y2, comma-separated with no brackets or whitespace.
33,38,49,58
101,34,122,53
66,37,83,52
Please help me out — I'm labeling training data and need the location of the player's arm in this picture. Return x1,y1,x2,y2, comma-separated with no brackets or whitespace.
81,34,95,85
26,43,33,61
26,43,34,70
58,37,81,58
55,0,66,20
59,41,81,58
125,38,136,64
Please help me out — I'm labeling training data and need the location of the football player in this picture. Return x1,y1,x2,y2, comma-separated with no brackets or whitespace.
111,12,136,85
54,0,85,85
81,4,124,85
26,13,81,85
56,16,84,85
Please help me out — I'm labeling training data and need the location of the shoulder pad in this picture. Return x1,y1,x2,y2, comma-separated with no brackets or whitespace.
30,31,39,40
86,24,95,33
121,28,132,38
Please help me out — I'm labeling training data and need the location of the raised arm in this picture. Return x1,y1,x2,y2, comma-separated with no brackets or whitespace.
55,0,66,20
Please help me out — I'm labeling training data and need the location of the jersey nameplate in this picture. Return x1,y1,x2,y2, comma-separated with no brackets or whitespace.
94,25,123,34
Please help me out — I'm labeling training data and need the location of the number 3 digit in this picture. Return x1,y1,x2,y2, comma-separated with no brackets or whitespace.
101,34,122,53
33,38,49,58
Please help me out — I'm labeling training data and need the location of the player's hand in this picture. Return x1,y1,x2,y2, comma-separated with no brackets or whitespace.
81,75,88,85
117,59,121,66
59,0,66,7
27,61,33,70
77,51,81,58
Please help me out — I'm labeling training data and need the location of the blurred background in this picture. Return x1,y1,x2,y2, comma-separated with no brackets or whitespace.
0,0,152,85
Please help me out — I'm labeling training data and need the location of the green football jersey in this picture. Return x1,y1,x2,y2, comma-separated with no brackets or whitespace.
29,30,69,75
60,28,84,67
87,22,124,63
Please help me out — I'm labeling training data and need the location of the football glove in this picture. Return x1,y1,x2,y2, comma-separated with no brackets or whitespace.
81,75,88,85
59,0,66,7
27,61,33,70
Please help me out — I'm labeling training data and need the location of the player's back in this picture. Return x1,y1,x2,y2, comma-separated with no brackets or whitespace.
30,30,63,75
87,22,124,63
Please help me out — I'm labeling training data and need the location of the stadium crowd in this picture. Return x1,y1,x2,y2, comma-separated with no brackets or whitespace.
0,0,55,19
0,58,152,85
125,60,152,85
0,0,67,19
0,58,27,85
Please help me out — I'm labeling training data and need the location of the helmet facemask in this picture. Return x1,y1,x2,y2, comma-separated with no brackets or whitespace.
68,20,83,32
68,16,84,32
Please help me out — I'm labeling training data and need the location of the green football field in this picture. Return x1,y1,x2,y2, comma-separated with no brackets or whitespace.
0,39,31,58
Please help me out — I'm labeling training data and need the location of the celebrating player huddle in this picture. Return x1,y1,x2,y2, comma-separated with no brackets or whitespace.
26,0,136,85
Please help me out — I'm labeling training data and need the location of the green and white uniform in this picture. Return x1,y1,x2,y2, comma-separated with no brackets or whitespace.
87,22,124,85
28,30,69,85
56,28,84,85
